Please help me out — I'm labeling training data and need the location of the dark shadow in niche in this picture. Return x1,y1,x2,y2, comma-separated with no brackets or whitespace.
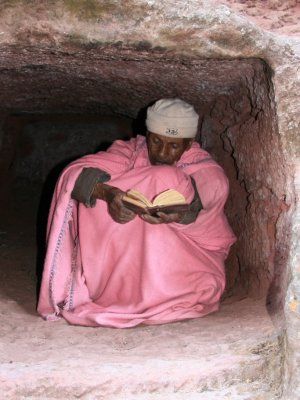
132,105,148,137
265,239,290,327
132,100,157,137
94,138,130,153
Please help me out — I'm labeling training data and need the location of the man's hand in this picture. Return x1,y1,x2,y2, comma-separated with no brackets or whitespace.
140,211,185,225
93,183,136,224
106,187,136,224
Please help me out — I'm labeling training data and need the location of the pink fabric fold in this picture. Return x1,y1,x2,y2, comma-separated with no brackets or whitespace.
38,135,236,327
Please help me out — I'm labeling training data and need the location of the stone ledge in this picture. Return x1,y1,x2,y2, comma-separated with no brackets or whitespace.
0,295,282,399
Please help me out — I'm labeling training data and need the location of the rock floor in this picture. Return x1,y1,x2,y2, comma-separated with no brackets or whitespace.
0,181,283,399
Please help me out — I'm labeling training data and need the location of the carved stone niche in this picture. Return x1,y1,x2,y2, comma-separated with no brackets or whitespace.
0,45,288,319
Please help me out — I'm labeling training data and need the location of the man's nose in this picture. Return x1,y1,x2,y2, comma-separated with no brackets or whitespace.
158,144,168,158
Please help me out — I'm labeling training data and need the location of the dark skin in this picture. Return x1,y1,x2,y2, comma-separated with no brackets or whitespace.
92,131,194,224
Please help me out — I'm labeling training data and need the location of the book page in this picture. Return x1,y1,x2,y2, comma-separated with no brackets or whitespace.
152,189,186,207
122,189,153,208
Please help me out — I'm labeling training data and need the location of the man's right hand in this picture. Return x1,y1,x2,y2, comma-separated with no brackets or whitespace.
93,183,136,224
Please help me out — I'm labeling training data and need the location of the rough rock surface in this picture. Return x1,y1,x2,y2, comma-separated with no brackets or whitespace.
221,0,300,36
0,1,299,398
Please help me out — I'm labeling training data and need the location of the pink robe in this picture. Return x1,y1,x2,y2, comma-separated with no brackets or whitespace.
38,136,236,328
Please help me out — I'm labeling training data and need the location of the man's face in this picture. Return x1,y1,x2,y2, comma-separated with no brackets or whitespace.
146,132,193,165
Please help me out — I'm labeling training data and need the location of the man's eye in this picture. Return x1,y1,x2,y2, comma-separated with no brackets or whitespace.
153,138,160,144
171,144,179,149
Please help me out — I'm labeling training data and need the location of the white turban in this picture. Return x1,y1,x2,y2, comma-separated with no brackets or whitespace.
146,98,199,138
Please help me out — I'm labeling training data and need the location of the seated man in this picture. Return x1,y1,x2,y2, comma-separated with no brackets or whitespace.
37,98,236,328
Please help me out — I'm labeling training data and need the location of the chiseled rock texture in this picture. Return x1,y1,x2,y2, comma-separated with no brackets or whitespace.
0,1,299,398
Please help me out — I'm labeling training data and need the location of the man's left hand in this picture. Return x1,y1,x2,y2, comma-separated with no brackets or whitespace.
140,211,184,224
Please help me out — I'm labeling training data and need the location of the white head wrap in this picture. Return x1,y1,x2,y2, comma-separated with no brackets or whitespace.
146,98,199,138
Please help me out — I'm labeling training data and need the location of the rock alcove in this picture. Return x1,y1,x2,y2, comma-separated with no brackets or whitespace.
0,46,288,306
0,45,291,398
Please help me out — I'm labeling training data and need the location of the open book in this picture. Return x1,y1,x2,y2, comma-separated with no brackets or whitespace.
122,188,189,216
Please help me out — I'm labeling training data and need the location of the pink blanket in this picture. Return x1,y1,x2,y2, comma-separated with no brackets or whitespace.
38,136,236,327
